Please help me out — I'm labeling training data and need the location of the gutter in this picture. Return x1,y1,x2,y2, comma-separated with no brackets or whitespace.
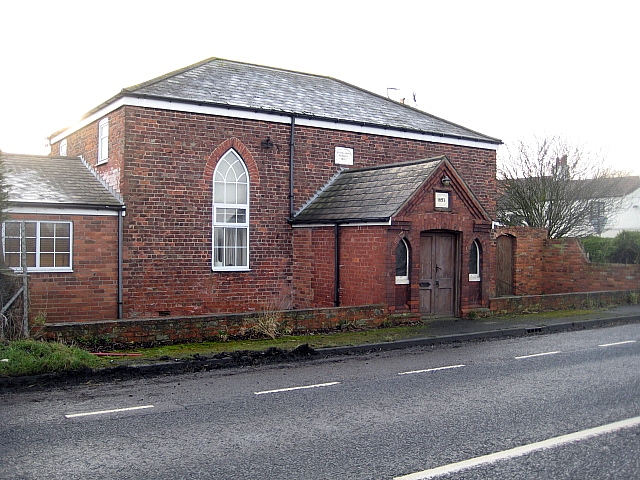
334,224,340,307
117,208,124,319
289,117,295,218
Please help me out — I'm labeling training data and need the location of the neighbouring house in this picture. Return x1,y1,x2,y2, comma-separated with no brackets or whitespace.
0,153,124,321
498,171,640,238
595,176,640,237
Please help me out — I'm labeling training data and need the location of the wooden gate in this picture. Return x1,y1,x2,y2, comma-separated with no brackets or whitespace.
496,235,514,296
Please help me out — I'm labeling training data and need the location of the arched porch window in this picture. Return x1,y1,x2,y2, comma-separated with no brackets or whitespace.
395,238,410,285
469,239,481,282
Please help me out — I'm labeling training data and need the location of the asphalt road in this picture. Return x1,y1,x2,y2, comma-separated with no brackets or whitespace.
1,323,639,479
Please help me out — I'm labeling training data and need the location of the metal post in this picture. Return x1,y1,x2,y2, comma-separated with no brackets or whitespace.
20,221,28,338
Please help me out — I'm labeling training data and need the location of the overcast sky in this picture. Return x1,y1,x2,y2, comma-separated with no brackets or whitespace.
1,1,637,174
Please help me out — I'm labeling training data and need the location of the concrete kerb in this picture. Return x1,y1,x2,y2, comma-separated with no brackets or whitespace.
2,313,640,391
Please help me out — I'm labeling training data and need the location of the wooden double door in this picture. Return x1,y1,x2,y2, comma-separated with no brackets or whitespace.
419,232,457,316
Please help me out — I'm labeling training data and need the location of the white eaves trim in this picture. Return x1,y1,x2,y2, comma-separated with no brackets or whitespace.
7,206,121,216
291,220,392,228
50,97,499,152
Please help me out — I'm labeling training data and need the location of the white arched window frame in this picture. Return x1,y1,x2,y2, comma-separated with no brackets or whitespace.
469,240,481,282
212,149,249,271
395,238,410,285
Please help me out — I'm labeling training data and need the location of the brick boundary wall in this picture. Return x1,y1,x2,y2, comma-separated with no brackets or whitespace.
38,305,422,346
490,289,639,314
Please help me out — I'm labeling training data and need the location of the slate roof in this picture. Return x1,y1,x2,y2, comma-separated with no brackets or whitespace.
292,156,445,224
92,58,500,145
1,153,123,209
573,176,640,197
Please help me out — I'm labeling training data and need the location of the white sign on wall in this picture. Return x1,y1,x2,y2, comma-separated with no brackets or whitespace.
335,146,354,165
435,191,449,209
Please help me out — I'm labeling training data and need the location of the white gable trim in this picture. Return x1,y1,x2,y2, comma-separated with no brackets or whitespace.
51,97,499,151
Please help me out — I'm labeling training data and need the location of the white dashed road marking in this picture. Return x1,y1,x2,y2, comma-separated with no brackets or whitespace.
598,340,637,347
515,351,561,360
394,415,640,479
65,405,155,418
398,365,466,375
254,381,340,395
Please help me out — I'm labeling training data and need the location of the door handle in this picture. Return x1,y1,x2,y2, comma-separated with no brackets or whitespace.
435,281,439,287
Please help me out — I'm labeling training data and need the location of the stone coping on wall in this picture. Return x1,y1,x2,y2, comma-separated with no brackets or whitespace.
38,305,409,346
490,290,639,315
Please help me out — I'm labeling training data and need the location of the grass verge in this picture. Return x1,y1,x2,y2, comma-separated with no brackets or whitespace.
0,340,107,377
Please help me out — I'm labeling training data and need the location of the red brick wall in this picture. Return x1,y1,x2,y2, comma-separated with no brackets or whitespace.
291,227,335,308
49,105,497,319
9,213,119,322
493,226,640,297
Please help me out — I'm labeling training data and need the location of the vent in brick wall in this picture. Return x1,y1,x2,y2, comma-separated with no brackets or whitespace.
158,311,171,317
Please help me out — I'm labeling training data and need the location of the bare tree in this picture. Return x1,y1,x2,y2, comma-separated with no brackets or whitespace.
497,136,627,238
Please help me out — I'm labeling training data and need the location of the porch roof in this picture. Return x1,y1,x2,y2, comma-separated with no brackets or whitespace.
292,156,444,224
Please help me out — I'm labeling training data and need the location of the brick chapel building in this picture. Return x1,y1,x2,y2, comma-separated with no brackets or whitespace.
7,58,504,323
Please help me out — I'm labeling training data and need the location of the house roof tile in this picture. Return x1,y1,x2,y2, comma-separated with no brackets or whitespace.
1,153,123,209
97,58,500,145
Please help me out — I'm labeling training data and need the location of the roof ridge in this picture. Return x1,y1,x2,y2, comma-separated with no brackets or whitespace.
341,155,447,175
121,57,221,93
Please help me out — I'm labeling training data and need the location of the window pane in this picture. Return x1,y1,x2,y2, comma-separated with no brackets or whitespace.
40,238,55,253
40,253,54,268
25,222,37,237
235,209,246,223
40,223,55,237
56,237,71,252
55,253,70,267
5,253,20,267
25,238,36,252
232,160,245,179
469,242,479,275
237,183,247,203
5,238,20,252
26,253,36,267
214,182,225,203
5,222,20,236
225,184,237,204
236,228,248,267
396,241,407,276
55,223,70,237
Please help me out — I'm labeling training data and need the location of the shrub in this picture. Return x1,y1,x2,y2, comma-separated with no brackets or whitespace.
581,236,613,263
608,231,640,264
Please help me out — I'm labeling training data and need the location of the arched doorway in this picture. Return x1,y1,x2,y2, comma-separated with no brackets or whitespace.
419,231,458,315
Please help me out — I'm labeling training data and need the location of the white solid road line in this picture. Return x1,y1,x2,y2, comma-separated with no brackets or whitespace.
598,340,637,347
398,365,466,375
64,405,155,418
254,381,340,395
515,351,561,360
394,415,640,480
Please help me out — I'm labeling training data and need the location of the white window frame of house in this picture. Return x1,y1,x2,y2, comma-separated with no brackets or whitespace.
59,139,67,156
212,149,249,271
469,239,481,282
97,117,109,164
2,220,73,272
395,238,410,285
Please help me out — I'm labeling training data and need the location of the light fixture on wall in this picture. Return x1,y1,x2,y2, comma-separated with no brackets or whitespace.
261,136,274,149
441,175,451,187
